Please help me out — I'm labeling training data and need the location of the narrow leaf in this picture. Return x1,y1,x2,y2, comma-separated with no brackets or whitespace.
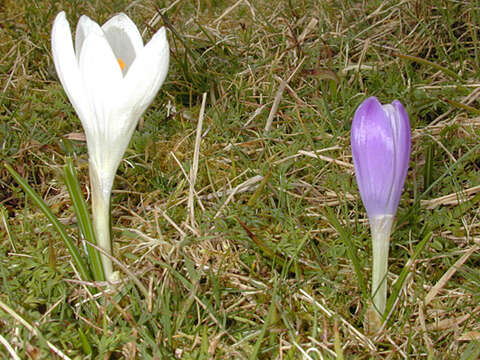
384,231,432,320
325,207,368,299
4,163,91,281
247,171,271,207
64,157,105,281
0,205,16,252
249,280,277,360
78,328,92,355
424,144,434,191
395,53,460,79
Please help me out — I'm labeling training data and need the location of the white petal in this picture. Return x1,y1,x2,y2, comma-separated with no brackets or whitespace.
51,12,93,134
75,15,103,63
101,13,144,73
121,27,169,126
79,30,123,145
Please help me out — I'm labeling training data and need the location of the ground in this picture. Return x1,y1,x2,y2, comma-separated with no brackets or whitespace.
0,0,479,359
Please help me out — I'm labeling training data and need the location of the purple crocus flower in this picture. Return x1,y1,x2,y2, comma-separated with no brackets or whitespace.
351,96,411,219
350,96,411,321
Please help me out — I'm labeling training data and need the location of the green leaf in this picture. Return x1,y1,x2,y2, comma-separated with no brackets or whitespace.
78,328,92,355
64,157,105,281
325,207,368,300
460,341,480,360
395,53,460,80
384,231,432,320
0,205,16,252
249,279,278,360
423,143,434,191
3,162,91,281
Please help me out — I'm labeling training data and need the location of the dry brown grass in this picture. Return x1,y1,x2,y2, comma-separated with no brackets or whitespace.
1,0,479,358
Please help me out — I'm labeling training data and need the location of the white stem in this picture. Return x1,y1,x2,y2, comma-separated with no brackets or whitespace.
90,164,114,281
370,215,393,317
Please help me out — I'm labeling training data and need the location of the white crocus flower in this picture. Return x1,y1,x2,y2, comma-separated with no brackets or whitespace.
52,11,169,280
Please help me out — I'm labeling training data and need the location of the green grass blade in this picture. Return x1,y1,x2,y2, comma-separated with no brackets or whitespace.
64,157,105,281
441,97,480,115
399,143,480,224
3,162,91,281
416,144,479,201
460,341,480,360
1,205,16,252
247,171,271,207
395,53,460,79
423,144,434,191
199,325,209,360
334,319,345,360
325,207,368,300
249,280,277,360
77,328,92,355
384,231,432,321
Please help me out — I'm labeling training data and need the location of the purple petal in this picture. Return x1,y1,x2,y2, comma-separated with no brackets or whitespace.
388,100,411,213
351,97,397,217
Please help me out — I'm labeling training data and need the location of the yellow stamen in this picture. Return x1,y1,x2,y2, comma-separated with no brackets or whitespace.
117,58,126,71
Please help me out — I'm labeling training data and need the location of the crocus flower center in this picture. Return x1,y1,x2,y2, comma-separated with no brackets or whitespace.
117,57,126,71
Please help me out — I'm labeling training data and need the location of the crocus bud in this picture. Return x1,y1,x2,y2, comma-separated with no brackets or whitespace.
351,96,411,319
351,96,411,219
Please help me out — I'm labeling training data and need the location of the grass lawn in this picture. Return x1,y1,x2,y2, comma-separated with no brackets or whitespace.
1,0,480,358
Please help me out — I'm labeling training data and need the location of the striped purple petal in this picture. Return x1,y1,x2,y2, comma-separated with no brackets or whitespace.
351,97,411,218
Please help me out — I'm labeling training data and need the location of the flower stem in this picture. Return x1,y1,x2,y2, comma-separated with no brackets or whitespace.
90,165,114,281
370,215,393,317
